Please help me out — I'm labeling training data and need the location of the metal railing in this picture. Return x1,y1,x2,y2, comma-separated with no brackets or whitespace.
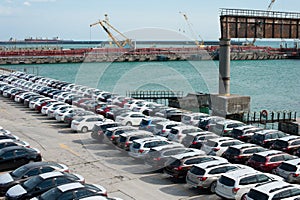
220,8,300,19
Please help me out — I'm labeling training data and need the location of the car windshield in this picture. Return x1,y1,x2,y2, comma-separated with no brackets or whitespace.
23,176,43,190
141,119,150,126
279,163,297,172
190,166,205,175
247,189,269,200
39,187,61,200
219,175,235,186
10,165,28,178
250,155,266,163
225,147,240,156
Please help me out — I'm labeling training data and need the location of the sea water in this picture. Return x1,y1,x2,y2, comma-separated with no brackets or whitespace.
3,58,300,116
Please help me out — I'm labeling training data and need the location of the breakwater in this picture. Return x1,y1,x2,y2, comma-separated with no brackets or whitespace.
0,46,290,65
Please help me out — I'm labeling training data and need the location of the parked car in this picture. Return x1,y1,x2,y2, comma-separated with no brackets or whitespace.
251,129,288,148
163,154,228,180
246,150,297,173
71,115,106,133
0,161,69,195
90,122,120,141
144,148,204,171
0,146,42,172
182,131,219,149
115,112,148,126
245,180,300,200
167,125,203,143
138,117,168,133
270,135,300,155
5,171,84,200
153,121,183,137
202,137,244,156
198,116,225,131
186,162,253,193
215,169,283,200
104,126,135,144
181,112,209,126
231,125,263,142
128,137,173,159
32,182,108,200
64,110,95,127
222,143,267,164
0,139,30,149
274,158,300,183
212,119,245,137
117,130,154,151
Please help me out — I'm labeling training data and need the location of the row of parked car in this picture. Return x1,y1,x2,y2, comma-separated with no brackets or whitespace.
2,71,300,200
0,73,126,200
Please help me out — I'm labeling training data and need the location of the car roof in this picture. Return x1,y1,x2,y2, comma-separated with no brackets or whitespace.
193,160,229,169
254,150,284,157
252,180,294,194
254,129,279,135
171,152,208,160
157,121,182,125
133,136,167,143
120,130,152,137
21,161,63,169
171,125,201,130
207,137,237,143
57,182,84,192
186,131,215,137
276,135,300,142
282,158,300,166
216,119,244,125
229,143,260,149
40,171,63,179
233,125,256,131
0,139,15,143
222,168,260,179
0,145,26,152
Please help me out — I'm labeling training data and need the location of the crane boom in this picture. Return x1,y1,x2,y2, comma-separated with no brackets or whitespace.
90,14,133,48
267,0,276,11
179,12,204,47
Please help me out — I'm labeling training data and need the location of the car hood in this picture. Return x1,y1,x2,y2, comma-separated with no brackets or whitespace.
0,173,14,185
6,184,27,197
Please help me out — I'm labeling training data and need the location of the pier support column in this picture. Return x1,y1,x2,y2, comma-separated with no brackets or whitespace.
219,38,231,95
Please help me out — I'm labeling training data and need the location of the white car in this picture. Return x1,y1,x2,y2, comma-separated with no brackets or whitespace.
181,112,210,126
115,112,148,126
167,125,203,143
55,107,84,122
123,99,146,110
41,102,64,115
274,158,300,183
28,97,50,110
71,115,105,133
202,137,244,156
215,168,283,200
47,104,70,118
245,180,300,200
153,121,182,137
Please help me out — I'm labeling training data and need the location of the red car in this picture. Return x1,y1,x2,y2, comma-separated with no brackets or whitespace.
246,150,297,173
96,105,119,116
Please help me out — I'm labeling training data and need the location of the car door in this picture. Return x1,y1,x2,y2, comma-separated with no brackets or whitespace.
0,150,15,171
14,149,30,167
31,178,55,197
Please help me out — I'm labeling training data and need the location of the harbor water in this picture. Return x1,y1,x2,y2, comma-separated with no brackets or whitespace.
2,58,299,116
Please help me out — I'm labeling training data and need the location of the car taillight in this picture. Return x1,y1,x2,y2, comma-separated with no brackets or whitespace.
192,141,197,145
213,147,220,151
224,130,228,133
174,166,183,171
153,157,161,161
198,177,207,181
234,155,243,159
263,140,267,144
111,136,115,141
64,169,70,173
232,187,240,194
293,173,299,177
125,142,129,147
138,149,144,153
103,191,108,197
162,130,166,133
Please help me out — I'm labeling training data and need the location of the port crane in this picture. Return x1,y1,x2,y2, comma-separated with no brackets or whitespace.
179,12,205,47
90,14,133,48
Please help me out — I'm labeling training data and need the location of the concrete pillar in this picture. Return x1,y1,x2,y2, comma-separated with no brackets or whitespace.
219,38,231,95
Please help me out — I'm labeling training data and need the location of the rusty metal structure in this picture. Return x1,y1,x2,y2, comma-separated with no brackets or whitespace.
220,8,300,39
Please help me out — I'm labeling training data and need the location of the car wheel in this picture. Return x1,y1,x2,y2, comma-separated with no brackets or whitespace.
241,194,247,200
81,126,88,133
210,181,217,193
126,122,132,126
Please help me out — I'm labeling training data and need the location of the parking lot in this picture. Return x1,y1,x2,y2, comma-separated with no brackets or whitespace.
0,96,219,200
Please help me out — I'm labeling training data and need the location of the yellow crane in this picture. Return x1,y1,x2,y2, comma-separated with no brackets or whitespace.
179,12,205,47
90,14,133,48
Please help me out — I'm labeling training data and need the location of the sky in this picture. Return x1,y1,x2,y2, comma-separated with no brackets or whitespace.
1,0,300,41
